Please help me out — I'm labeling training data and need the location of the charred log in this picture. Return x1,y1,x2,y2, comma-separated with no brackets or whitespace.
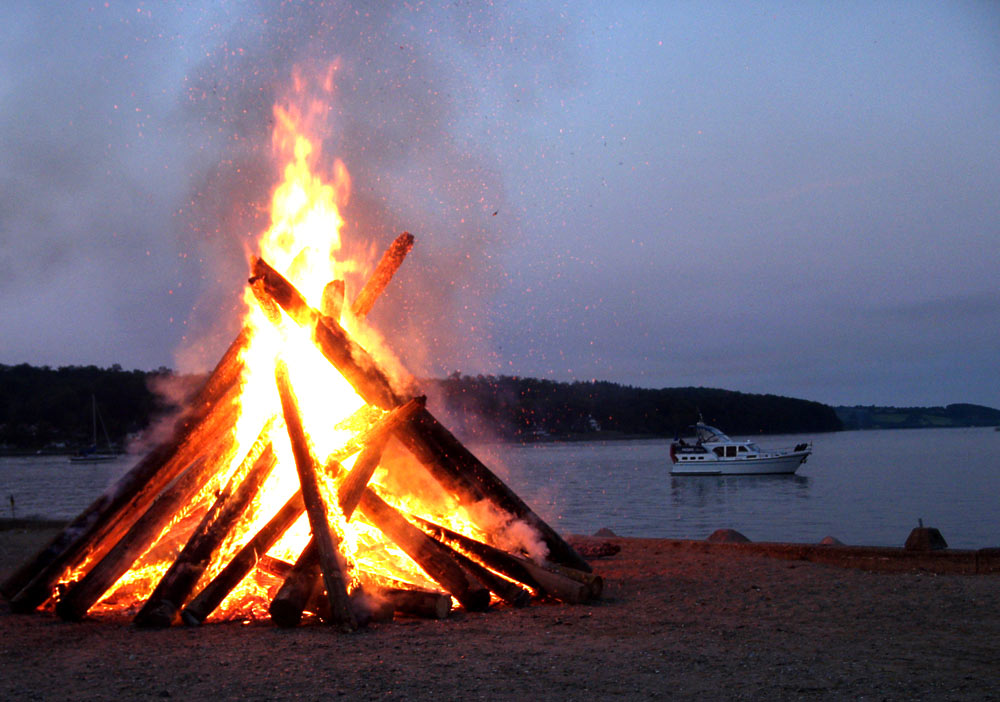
378,587,451,620
356,489,490,612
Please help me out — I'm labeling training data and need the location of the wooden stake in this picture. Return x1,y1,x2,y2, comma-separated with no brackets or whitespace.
350,232,414,318
275,359,357,631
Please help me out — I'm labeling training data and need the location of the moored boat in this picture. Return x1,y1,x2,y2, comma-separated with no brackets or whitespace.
670,422,811,475
69,395,119,463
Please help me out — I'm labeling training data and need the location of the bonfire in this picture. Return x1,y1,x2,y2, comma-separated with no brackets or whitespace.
2,82,597,630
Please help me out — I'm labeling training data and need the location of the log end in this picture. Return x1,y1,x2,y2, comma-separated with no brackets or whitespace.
458,587,492,613
269,598,306,628
53,598,87,622
587,575,604,601
134,600,179,629
510,588,532,609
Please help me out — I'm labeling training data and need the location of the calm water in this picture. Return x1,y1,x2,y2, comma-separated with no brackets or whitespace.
2,427,997,549
472,427,1000,549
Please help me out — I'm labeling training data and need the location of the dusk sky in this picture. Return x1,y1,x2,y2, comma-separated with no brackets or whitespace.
2,2,998,408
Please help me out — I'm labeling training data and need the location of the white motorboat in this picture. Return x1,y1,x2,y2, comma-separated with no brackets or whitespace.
670,422,811,475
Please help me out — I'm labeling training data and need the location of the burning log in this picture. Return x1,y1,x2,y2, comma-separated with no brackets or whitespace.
329,396,425,463
133,432,278,628
350,232,414,318
275,359,357,631
249,257,590,573
251,258,402,409
269,424,394,628
356,488,491,612
55,454,215,621
401,409,594,573
181,490,305,625
414,517,597,604
261,553,450,622
442,544,531,607
321,279,345,320
5,337,247,611
268,539,322,628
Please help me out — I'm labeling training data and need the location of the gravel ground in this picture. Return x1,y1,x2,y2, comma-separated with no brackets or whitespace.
2,526,998,701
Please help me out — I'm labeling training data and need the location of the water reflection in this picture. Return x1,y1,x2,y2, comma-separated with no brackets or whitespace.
669,474,811,507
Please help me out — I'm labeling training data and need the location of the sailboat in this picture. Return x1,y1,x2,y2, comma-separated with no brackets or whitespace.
69,395,119,463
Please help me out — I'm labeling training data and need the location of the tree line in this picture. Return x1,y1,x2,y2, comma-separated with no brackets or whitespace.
432,374,843,441
0,363,193,453
0,363,844,453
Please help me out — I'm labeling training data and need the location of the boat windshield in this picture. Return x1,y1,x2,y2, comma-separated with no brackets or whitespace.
695,423,732,443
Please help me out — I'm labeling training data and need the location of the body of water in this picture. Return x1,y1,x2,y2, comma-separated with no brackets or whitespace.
2,427,997,549
473,426,999,549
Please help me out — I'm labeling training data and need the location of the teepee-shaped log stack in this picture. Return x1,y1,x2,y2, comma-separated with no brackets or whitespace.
2,234,598,630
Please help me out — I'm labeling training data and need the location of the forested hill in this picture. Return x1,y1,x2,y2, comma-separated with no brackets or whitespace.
835,404,1000,430
0,363,193,453
430,374,842,441
2,363,842,452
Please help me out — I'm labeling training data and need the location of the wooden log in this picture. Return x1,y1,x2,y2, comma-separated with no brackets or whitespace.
443,544,531,607
336,435,388,516
350,232,415,318
356,488,490,612
133,432,277,628
269,414,401,627
256,555,293,580
269,539,322,628
403,408,593,573
5,345,246,610
275,359,357,631
329,396,425,463
180,490,305,625
347,586,395,625
379,587,451,619
413,517,593,604
249,258,590,573
321,279,345,320
541,560,604,600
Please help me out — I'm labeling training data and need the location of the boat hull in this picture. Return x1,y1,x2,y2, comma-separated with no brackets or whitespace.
670,450,809,476
69,454,119,464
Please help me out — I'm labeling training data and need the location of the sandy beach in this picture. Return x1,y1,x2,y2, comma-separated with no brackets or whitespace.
2,524,998,701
